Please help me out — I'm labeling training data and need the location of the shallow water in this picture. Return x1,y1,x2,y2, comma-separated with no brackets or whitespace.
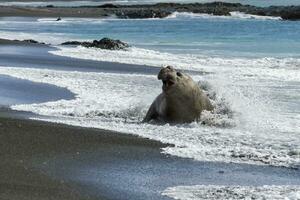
1,15,300,57
33,146,300,200
0,74,74,106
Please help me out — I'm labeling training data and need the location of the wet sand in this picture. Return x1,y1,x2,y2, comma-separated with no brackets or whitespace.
1,113,300,200
0,38,165,78
0,114,168,200
0,39,207,76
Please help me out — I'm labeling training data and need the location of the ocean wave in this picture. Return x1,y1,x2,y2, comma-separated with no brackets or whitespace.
166,12,225,19
163,185,300,200
229,11,282,20
166,11,282,20
0,66,299,168
37,17,105,24
50,46,300,81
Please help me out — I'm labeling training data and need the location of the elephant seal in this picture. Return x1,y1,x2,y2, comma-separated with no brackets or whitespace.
143,66,213,123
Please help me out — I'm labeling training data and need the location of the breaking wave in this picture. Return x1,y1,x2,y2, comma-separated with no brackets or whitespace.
166,11,282,20
51,46,300,81
229,11,282,20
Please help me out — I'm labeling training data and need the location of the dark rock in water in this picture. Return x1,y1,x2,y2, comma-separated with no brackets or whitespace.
116,2,300,20
0,38,46,45
97,4,119,8
271,6,300,20
21,39,45,45
87,38,129,50
61,38,129,50
0,2,300,20
61,41,83,46
23,39,40,44
116,9,171,19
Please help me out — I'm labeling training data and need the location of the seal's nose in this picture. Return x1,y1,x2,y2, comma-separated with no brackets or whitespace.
158,66,175,80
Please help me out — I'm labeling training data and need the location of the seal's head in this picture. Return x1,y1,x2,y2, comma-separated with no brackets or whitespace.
143,65,213,123
158,66,184,93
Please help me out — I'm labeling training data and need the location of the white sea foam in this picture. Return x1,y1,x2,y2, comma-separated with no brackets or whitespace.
0,66,299,167
166,12,225,19
51,46,300,81
166,11,282,20
36,17,105,24
163,185,300,200
0,18,104,44
229,11,282,20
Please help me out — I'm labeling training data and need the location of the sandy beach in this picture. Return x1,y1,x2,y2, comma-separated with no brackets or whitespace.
1,110,300,200
0,113,168,200
0,115,94,200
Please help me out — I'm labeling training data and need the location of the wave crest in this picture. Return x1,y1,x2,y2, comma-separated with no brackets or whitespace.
166,11,282,20
50,46,300,82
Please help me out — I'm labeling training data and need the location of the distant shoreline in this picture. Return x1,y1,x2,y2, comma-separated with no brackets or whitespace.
0,2,299,20
0,38,47,46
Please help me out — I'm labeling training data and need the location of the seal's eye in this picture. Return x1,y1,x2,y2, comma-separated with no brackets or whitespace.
166,66,171,69
177,72,183,77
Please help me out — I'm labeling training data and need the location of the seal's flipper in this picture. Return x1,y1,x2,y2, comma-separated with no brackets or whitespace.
142,101,158,123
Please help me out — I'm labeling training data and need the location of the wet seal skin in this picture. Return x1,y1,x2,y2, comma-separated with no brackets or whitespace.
143,66,213,123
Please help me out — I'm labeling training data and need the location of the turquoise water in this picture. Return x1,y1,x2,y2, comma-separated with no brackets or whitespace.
1,15,300,58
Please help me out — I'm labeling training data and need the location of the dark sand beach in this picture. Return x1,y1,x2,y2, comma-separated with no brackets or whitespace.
0,116,92,200
0,114,167,200
1,112,300,200
0,38,161,75
1,42,300,199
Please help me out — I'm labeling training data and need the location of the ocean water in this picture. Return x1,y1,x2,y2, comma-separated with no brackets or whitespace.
0,13,300,199
0,0,300,7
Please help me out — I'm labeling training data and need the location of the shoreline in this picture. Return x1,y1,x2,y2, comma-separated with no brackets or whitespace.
0,39,163,75
1,113,300,200
0,114,168,200
0,38,47,46
0,41,300,199
0,2,299,20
